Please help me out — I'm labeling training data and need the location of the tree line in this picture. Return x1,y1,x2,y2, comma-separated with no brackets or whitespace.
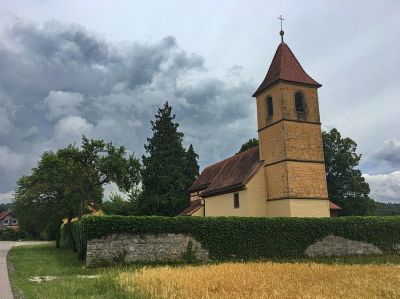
12,101,393,247
13,102,199,247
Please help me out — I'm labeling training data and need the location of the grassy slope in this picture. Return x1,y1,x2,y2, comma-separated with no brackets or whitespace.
8,244,135,299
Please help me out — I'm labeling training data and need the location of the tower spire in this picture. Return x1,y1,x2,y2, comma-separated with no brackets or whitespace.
278,15,285,42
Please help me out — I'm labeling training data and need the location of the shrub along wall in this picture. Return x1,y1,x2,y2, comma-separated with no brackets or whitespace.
77,215,400,260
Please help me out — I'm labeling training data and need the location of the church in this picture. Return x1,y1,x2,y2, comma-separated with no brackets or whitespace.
181,29,341,217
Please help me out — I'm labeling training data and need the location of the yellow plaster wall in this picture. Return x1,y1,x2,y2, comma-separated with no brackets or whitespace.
266,200,291,217
258,121,285,163
286,161,328,199
205,191,247,217
265,163,288,200
245,166,267,216
289,199,330,217
284,121,325,161
204,167,266,217
256,82,321,131
266,199,329,217
191,206,204,217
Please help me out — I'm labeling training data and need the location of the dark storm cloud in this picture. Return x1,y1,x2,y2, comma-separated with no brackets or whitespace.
0,18,256,202
372,139,400,169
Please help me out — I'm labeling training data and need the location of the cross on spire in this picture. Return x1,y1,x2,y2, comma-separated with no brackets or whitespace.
278,15,285,42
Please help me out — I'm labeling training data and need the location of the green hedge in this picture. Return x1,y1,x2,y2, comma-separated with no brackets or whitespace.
78,215,400,259
61,221,84,255
0,227,27,241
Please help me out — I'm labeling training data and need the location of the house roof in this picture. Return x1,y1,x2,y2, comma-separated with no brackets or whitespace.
329,201,342,210
190,146,263,198
253,42,321,97
179,199,202,216
0,210,13,220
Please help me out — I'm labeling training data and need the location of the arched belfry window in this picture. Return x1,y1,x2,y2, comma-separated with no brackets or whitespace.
295,92,305,113
266,96,273,118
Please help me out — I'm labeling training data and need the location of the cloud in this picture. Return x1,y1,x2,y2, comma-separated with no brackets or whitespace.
0,17,256,197
364,171,400,202
373,139,400,168
43,91,85,120
0,191,13,204
0,107,11,134
0,146,26,173
54,115,93,139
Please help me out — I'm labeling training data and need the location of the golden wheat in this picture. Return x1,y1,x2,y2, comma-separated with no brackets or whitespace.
117,261,400,299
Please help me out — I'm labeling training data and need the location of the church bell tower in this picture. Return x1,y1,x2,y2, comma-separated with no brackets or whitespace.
254,26,330,217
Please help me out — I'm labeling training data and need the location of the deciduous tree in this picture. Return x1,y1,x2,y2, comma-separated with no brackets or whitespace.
322,128,375,215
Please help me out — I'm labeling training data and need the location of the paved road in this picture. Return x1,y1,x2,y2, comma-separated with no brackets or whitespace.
0,241,51,299
0,241,14,299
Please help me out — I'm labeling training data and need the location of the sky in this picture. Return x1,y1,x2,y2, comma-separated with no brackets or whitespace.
0,0,399,203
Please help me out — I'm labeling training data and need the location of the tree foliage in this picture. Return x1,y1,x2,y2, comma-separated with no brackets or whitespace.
139,102,199,216
184,144,200,190
238,138,259,153
13,136,141,247
0,203,13,213
238,129,375,216
323,128,375,215
101,190,140,216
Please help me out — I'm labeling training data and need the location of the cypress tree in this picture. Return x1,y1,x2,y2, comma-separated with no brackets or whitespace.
139,102,194,216
184,144,199,190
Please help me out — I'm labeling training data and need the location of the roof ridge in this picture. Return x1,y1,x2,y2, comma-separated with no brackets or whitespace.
285,43,318,84
203,146,260,196
202,145,258,171
252,41,321,97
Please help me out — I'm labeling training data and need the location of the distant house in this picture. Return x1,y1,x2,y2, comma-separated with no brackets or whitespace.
0,211,19,228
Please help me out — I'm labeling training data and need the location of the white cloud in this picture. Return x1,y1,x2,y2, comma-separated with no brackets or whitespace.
54,115,93,140
0,146,26,173
43,90,85,120
0,191,13,204
363,171,400,202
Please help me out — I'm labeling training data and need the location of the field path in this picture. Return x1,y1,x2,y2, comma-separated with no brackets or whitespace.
0,241,52,299
0,241,14,299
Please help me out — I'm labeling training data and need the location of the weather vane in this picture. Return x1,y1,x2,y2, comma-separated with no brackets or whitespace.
278,15,285,42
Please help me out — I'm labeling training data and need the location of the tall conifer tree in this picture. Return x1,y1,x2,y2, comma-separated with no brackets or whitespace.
184,144,199,191
140,102,198,215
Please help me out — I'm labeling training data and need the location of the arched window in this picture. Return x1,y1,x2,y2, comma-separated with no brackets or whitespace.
295,92,305,113
266,96,273,118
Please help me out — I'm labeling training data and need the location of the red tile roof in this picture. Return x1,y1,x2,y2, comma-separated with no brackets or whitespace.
0,210,13,220
329,201,342,210
190,146,263,198
253,42,321,97
189,160,226,192
179,199,203,216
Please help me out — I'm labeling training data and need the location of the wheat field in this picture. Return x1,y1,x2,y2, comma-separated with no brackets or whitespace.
118,261,400,299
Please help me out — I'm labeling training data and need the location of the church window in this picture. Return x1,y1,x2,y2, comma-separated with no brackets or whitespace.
266,96,273,118
295,92,305,113
233,193,240,208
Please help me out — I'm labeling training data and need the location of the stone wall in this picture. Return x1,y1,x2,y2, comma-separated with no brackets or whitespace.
305,235,383,257
86,233,209,267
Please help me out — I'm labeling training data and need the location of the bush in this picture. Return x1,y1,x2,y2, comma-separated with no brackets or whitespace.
0,227,27,241
78,216,400,260
60,221,86,259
